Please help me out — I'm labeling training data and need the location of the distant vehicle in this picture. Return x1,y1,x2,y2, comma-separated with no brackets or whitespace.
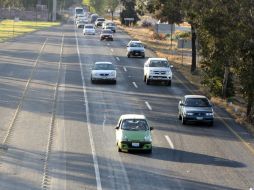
83,24,96,35
126,40,145,58
76,20,86,28
178,95,214,126
90,62,116,84
102,22,116,32
75,7,84,18
90,14,99,23
144,58,173,86
75,15,87,24
100,29,113,41
95,18,105,27
115,114,153,153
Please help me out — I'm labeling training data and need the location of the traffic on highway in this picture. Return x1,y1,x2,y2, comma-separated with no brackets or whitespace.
0,4,253,190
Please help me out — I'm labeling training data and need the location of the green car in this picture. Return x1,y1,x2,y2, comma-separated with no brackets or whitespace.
115,114,153,153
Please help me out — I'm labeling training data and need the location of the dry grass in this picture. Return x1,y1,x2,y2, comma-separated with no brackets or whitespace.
117,22,254,134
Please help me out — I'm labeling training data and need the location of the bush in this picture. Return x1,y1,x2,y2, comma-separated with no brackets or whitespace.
152,32,166,40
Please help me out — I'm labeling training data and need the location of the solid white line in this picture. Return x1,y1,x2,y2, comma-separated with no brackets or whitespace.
75,29,102,190
132,82,138,88
110,48,114,52
102,114,106,132
165,135,175,149
123,66,127,72
116,57,120,61
145,101,152,111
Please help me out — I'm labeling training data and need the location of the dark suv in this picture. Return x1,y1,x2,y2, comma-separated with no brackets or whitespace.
178,95,214,126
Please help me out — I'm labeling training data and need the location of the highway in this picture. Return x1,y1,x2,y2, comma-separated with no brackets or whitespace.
0,21,253,190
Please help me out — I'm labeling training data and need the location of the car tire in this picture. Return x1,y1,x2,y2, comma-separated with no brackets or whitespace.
112,80,116,84
167,80,171,86
181,116,186,125
127,53,130,58
142,55,145,58
146,149,152,154
117,145,122,152
209,121,214,127
144,75,146,82
146,78,150,85
178,113,182,120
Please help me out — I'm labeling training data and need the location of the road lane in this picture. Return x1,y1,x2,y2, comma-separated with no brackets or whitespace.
0,21,253,190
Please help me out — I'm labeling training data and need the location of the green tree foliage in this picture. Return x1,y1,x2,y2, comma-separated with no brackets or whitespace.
83,0,105,14
106,0,119,20
235,0,254,121
120,0,139,25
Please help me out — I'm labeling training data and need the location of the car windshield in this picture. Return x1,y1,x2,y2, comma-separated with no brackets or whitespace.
130,42,143,47
185,98,211,107
107,23,115,26
102,30,112,34
93,63,115,70
85,25,94,29
149,60,169,67
121,119,149,131
97,18,105,21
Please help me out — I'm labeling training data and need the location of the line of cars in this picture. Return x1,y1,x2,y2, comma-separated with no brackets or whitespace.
74,8,214,154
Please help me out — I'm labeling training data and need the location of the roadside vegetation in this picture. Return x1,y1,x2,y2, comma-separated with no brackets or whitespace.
0,20,59,42
84,0,254,129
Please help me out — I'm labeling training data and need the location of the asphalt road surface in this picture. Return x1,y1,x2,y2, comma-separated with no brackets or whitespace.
0,20,253,190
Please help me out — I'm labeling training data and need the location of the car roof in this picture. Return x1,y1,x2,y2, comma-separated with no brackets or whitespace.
102,29,112,32
120,114,146,120
184,95,208,99
129,40,142,43
148,58,168,61
94,62,113,65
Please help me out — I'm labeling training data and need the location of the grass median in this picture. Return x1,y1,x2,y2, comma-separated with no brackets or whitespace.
0,20,60,42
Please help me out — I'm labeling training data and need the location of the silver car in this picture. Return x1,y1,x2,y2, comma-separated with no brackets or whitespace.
83,24,96,35
91,62,117,84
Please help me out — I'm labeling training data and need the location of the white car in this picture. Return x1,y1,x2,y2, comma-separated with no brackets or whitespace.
144,58,173,86
83,24,96,35
91,62,117,84
127,40,145,58
95,18,105,27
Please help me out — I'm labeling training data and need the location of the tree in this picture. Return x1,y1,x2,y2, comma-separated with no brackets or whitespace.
235,0,254,121
106,0,119,20
120,0,139,25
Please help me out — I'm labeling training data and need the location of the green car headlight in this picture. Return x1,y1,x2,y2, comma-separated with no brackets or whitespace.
144,135,152,142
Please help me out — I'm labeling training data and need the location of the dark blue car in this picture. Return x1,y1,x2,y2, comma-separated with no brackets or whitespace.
178,95,214,126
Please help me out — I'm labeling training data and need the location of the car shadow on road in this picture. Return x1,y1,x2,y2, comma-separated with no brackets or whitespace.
131,146,245,168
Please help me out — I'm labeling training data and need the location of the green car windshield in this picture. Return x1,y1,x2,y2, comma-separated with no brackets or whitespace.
121,119,149,131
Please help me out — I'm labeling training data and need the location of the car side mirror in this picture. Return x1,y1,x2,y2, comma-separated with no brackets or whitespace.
126,45,129,47
150,127,154,130
115,126,119,130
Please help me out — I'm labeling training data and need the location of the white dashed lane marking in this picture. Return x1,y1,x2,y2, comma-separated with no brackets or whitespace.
123,66,127,72
145,101,152,111
116,57,120,61
132,82,138,88
165,135,174,149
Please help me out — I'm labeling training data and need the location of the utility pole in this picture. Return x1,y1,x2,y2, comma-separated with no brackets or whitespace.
52,0,56,21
